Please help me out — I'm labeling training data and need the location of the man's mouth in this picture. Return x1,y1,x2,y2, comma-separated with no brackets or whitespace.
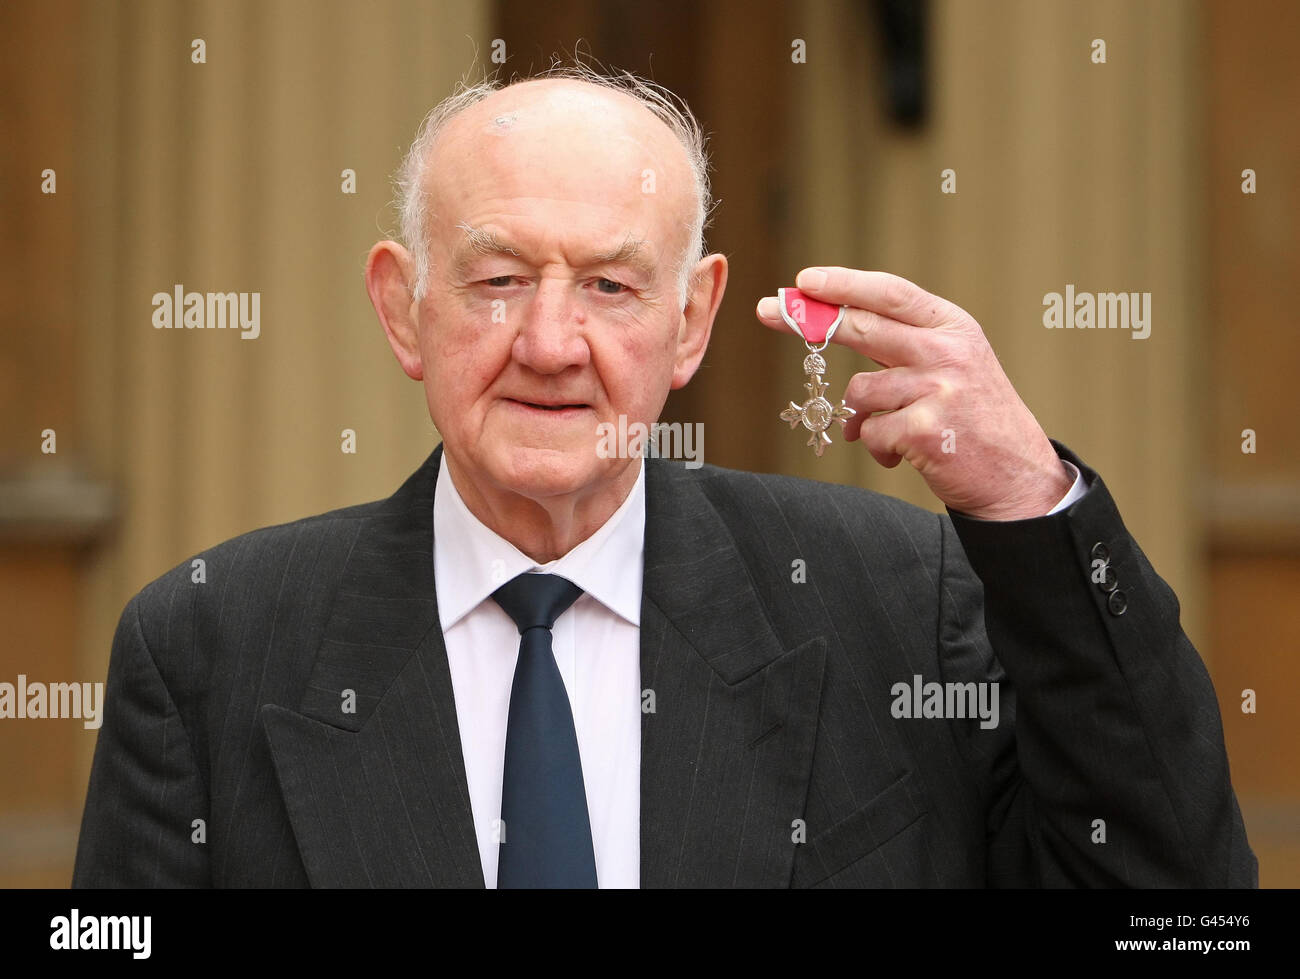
507,398,590,412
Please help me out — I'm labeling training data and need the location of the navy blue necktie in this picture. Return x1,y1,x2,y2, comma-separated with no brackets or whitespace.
492,572,598,888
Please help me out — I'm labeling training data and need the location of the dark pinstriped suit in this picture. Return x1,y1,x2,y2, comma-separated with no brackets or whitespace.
72,442,1257,887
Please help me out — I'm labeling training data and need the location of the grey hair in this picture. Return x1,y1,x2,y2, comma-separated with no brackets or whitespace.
392,63,715,306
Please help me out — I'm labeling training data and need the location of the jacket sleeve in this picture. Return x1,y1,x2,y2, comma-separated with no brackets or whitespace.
940,441,1257,887
72,592,212,887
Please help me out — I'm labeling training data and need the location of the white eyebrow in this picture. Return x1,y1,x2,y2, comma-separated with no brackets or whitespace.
452,225,657,279
454,222,520,260
592,233,650,265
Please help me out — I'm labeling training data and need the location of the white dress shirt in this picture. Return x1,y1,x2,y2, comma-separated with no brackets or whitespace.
1048,461,1087,515
433,456,644,889
431,451,1084,889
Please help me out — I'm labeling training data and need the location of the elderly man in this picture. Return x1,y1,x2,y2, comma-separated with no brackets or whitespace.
73,67,1256,888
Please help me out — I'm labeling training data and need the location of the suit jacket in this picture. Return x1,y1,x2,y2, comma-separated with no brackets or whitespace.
72,442,1257,887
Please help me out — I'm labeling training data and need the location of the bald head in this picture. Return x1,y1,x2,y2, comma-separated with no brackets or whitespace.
394,70,712,304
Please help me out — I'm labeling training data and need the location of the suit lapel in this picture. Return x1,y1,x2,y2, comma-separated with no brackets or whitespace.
262,444,484,887
639,461,827,887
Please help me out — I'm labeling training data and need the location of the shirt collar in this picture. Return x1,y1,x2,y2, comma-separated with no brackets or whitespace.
433,452,645,629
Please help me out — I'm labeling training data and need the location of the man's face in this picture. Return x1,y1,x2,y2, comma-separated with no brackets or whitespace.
413,80,704,506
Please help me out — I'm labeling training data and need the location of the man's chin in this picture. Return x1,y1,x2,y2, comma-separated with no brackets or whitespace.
490,445,629,502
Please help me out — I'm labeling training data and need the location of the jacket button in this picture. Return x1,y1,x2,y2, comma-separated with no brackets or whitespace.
1091,542,1110,562
1098,565,1118,592
1108,590,1128,616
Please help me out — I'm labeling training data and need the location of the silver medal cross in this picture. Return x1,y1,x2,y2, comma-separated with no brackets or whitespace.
780,351,856,457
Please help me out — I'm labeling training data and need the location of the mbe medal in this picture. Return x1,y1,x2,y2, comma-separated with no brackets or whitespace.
777,287,855,457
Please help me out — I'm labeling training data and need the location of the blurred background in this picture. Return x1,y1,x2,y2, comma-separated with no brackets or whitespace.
1,0,1295,886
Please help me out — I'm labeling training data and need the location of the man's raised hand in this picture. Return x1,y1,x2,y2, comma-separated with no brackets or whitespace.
757,266,1073,521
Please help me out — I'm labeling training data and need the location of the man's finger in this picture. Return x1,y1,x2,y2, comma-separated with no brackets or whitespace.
835,306,943,367
841,367,921,441
756,296,937,367
853,408,906,469
796,267,957,330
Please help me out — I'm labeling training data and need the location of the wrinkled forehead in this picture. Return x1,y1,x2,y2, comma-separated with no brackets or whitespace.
424,80,696,251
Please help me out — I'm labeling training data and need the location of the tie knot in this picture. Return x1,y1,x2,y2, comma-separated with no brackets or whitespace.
492,572,584,634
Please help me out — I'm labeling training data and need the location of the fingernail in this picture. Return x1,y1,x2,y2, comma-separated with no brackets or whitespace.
797,268,827,290
757,296,778,317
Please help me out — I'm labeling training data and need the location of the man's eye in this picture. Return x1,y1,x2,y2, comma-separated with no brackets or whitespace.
595,278,626,295
483,276,514,287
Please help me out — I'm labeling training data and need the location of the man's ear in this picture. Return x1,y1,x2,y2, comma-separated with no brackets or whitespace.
670,252,727,390
365,240,423,381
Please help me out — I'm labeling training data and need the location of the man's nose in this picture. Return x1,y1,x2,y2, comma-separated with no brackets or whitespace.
512,277,590,374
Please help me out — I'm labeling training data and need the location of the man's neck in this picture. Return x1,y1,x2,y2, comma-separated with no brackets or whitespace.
441,450,642,563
